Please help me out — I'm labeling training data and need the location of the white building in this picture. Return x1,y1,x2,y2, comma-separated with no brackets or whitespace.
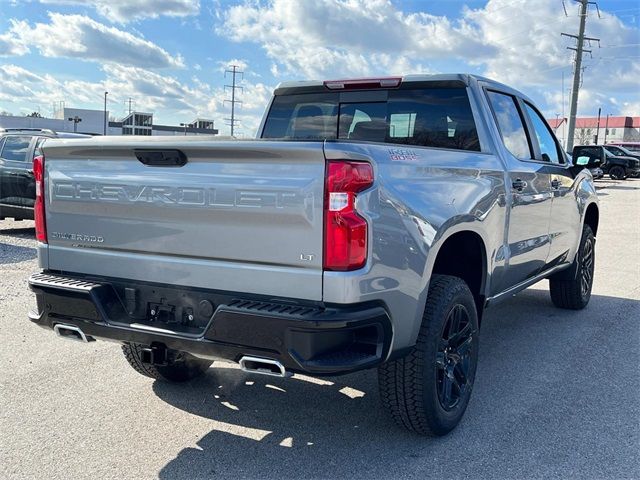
0,107,107,134
0,108,218,136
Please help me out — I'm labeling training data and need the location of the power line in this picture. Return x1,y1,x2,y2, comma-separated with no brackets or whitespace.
224,65,243,137
562,0,601,151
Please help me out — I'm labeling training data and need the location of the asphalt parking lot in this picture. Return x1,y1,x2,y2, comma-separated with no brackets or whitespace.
1,178,638,480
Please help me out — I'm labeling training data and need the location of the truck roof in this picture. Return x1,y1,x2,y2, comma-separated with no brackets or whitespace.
274,73,533,104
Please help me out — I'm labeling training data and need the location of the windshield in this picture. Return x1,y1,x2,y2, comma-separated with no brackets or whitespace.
262,87,481,152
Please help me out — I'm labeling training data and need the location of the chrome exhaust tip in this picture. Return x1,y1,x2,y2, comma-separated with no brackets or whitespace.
239,356,290,378
53,324,94,343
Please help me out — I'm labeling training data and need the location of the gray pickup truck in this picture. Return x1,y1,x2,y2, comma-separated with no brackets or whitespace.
28,74,599,436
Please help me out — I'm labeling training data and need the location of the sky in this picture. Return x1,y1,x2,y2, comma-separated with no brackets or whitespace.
0,0,638,137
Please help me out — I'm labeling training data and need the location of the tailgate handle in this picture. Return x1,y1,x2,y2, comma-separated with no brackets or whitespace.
134,149,187,167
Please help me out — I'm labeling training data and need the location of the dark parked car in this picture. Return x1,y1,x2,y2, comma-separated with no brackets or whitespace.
604,145,640,177
572,145,640,180
0,128,90,220
607,141,640,153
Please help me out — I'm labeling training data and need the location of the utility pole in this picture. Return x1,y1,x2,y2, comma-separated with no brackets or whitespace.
561,71,565,148
594,107,601,144
604,114,610,144
104,91,108,136
224,65,243,137
562,0,600,151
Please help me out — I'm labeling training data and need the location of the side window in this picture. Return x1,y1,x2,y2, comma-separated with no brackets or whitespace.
523,103,561,163
606,146,622,156
0,136,32,162
487,91,531,160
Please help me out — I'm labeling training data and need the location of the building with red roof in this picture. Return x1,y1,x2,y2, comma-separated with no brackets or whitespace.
547,116,640,148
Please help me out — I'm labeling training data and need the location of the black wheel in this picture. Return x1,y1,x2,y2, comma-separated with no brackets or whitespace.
122,343,212,382
609,166,626,180
549,225,595,310
378,275,479,436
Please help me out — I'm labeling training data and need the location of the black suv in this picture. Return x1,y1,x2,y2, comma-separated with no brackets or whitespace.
0,128,90,220
572,145,640,180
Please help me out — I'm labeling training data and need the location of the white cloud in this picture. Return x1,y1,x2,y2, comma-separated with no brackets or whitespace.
217,0,488,78
5,13,184,68
0,64,108,111
217,0,639,116
216,58,249,73
466,0,640,93
38,0,200,23
2,0,637,130
0,20,30,57
0,63,272,136
621,101,640,117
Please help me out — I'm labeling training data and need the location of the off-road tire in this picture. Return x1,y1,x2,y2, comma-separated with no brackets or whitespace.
609,166,626,180
378,275,479,436
122,343,212,382
549,224,595,310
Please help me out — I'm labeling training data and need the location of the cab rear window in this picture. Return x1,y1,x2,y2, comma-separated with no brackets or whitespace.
262,88,480,151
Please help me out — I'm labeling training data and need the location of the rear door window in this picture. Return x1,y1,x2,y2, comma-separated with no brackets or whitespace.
523,102,562,164
262,87,480,151
486,91,532,160
0,136,32,162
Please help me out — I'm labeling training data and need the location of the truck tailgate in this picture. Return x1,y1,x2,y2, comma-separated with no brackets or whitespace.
42,138,325,300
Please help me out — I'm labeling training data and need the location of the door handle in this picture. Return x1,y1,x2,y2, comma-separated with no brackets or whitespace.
512,179,527,191
551,179,560,189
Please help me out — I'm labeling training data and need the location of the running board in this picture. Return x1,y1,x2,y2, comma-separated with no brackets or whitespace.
484,263,570,308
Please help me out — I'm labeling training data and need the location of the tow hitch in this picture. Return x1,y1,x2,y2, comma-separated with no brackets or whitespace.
140,344,168,366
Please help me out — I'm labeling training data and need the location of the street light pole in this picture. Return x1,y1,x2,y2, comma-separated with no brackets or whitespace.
104,91,108,136
68,116,82,133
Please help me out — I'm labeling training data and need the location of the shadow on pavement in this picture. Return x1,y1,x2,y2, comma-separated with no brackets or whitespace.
0,243,37,264
601,184,640,191
156,289,639,479
0,226,36,238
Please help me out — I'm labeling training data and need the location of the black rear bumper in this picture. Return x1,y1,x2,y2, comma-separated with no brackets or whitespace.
28,272,391,376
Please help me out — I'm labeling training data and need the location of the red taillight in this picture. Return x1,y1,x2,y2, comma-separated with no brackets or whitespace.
324,161,373,271
33,154,47,243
